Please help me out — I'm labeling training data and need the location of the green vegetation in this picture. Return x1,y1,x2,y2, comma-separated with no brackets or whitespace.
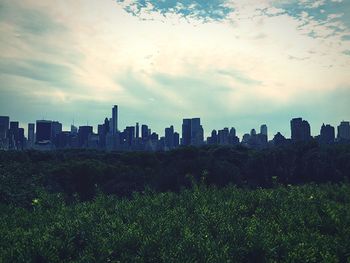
1,183,350,262
1,143,350,205
1,145,350,262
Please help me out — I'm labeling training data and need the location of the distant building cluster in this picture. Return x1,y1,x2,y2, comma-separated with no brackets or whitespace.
0,106,349,151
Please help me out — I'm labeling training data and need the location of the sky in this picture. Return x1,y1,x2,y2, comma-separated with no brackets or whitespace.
0,0,350,139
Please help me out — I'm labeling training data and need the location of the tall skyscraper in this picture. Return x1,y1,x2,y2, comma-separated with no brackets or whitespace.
78,126,93,147
124,126,135,146
291,118,311,142
337,121,350,141
0,116,9,140
136,122,139,139
71,124,78,135
51,121,62,142
259,124,268,145
165,125,174,149
320,124,335,144
260,124,268,137
174,132,180,147
191,118,204,146
141,124,149,140
9,121,19,149
112,105,118,134
18,128,25,150
182,119,191,146
28,123,35,148
218,128,229,145
36,120,52,143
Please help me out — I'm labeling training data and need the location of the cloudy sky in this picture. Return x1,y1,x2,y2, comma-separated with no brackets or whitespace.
0,0,349,138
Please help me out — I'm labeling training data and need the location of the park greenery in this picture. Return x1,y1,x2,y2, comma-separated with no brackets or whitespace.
1,143,350,262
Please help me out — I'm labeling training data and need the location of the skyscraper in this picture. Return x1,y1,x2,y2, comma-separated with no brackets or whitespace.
260,124,268,138
136,122,139,139
320,124,335,144
190,118,204,146
124,126,135,146
0,116,9,140
112,105,118,134
9,121,19,150
36,120,52,143
71,124,78,135
259,124,268,145
337,121,350,141
291,118,311,142
141,124,149,140
165,125,174,149
182,119,191,146
28,123,35,148
78,126,93,147
51,121,62,141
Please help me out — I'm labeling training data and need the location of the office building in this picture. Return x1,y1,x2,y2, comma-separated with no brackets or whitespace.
182,119,191,146
9,121,19,149
112,105,118,134
337,121,350,141
78,126,93,147
0,116,9,139
165,125,174,150
141,124,149,140
291,118,311,142
71,124,78,135
36,120,52,143
136,122,139,139
319,124,335,144
28,123,35,148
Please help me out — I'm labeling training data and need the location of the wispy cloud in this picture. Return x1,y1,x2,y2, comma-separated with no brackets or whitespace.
115,0,234,21
0,0,349,136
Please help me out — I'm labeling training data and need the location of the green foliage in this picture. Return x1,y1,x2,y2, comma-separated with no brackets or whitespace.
1,183,350,262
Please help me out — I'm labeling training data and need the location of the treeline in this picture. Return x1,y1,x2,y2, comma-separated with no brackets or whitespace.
0,142,350,205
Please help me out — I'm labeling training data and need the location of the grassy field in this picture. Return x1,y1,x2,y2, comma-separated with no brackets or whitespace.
1,183,350,262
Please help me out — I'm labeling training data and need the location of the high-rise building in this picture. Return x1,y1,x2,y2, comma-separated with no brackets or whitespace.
71,124,78,135
191,118,204,146
136,122,139,139
259,124,268,145
0,116,9,140
337,121,350,141
112,105,118,134
229,127,239,145
182,119,191,146
218,128,229,145
260,124,268,138
320,124,335,144
291,118,311,142
207,129,218,145
18,128,25,150
124,126,135,146
9,121,19,149
51,121,62,139
165,125,174,149
28,123,35,148
36,120,52,143
141,124,149,140
78,126,93,147
174,132,180,147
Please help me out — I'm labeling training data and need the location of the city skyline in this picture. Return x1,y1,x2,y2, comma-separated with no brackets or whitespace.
0,0,350,138
0,105,348,139
1,104,349,152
